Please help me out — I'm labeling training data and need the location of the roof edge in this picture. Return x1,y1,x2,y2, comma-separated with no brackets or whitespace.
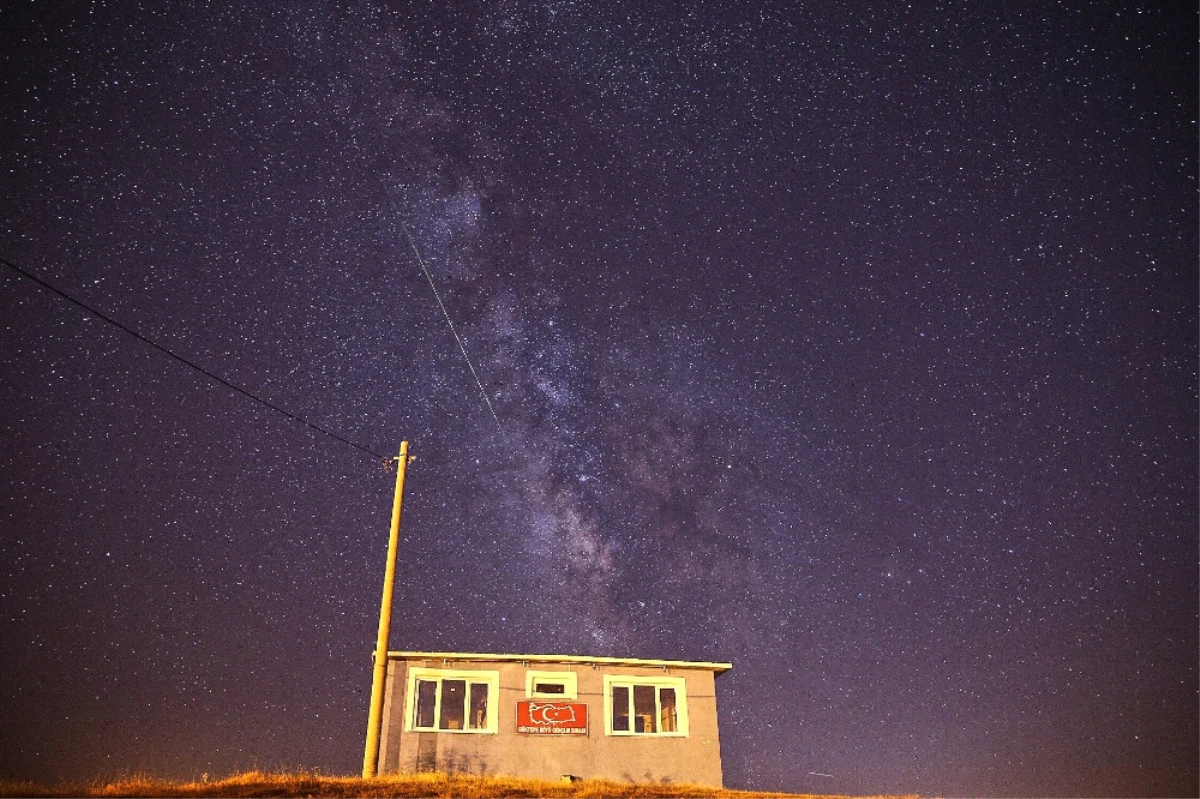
387,650,733,675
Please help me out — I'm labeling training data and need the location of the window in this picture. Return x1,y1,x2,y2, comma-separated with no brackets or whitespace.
405,668,499,734
526,670,578,699
603,675,688,736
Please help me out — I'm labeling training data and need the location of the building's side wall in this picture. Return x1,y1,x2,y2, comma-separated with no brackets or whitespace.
380,658,723,787
377,657,409,774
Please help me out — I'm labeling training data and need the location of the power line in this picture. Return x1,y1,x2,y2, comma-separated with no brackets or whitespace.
1,256,388,461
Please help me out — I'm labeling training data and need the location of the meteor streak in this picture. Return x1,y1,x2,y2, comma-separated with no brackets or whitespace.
399,220,503,431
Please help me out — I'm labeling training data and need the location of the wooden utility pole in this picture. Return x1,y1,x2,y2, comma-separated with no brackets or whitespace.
362,441,410,778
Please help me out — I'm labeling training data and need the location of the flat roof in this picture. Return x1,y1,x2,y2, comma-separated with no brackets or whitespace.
388,650,733,675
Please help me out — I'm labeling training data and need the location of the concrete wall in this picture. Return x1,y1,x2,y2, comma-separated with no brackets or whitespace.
376,657,724,787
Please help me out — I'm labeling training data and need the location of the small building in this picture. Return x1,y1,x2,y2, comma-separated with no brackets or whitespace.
373,651,732,787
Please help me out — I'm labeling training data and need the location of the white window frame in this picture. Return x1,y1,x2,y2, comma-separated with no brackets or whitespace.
525,669,578,700
404,667,500,734
603,674,689,737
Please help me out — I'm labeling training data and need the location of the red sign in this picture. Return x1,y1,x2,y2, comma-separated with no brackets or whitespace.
516,700,588,735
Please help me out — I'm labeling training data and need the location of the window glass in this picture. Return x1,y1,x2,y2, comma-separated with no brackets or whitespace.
408,669,498,734
605,676,688,736
439,679,466,730
612,685,630,731
526,670,578,699
633,684,657,733
415,680,437,728
660,687,677,732
468,683,488,730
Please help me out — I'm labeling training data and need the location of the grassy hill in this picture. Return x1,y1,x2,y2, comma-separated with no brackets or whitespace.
0,770,912,798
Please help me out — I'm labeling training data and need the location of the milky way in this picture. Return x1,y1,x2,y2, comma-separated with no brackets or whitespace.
1,3,1196,796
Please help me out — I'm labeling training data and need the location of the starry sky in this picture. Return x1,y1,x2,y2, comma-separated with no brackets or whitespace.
1,2,1196,796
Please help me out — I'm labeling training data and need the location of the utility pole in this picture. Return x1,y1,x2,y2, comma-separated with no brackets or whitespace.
362,441,410,778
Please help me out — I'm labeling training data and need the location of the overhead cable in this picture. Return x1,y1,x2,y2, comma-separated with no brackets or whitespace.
1,255,387,461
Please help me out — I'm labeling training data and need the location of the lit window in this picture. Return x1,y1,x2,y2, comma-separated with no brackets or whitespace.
405,668,499,734
604,675,688,736
526,670,578,699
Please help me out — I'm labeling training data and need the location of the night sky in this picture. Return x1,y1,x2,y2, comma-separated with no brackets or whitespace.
2,2,1196,796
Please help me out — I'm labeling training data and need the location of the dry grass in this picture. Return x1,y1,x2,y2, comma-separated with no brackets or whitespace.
0,770,914,798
